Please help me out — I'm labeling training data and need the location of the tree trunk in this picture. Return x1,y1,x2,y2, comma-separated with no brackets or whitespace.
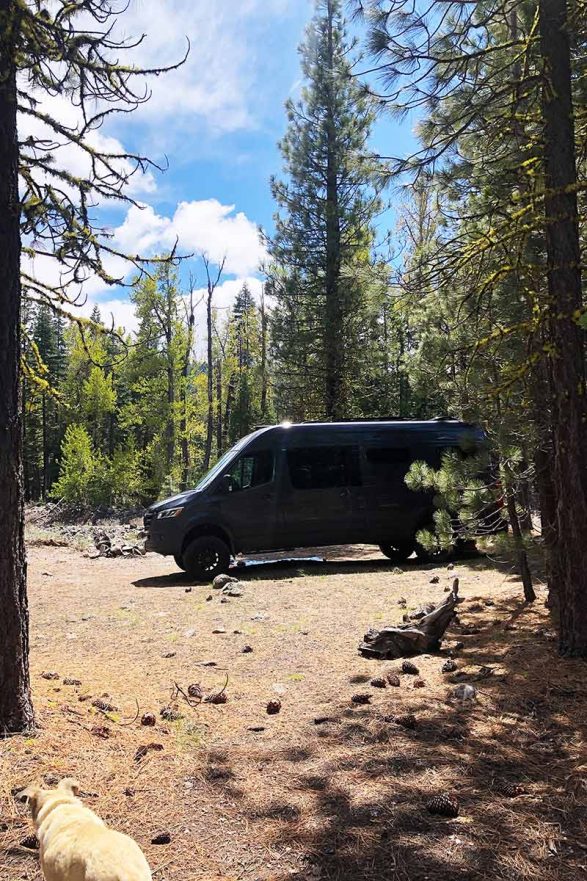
41,392,47,501
324,0,343,420
260,286,269,421
504,479,536,603
180,300,194,491
215,356,223,457
202,287,214,472
0,2,35,732
539,0,587,656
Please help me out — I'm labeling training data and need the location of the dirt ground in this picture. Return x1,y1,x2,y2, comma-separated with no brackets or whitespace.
1,544,586,881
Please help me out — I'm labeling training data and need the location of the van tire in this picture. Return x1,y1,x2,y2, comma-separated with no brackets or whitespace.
174,554,186,571
379,542,414,564
183,536,230,582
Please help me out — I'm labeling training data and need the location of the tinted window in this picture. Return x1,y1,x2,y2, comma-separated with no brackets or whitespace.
366,447,410,465
287,446,361,489
228,450,274,491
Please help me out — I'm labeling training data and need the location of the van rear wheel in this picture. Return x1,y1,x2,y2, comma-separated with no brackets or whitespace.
379,542,414,564
183,536,230,582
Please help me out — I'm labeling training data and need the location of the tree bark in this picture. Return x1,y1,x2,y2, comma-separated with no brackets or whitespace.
504,479,536,603
164,273,175,474
215,356,223,458
202,284,214,472
179,300,194,491
539,0,587,656
0,1,35,732
260,285,269,421
324,0,343,419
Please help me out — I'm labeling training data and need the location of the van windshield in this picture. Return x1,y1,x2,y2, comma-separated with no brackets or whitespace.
194,435,252,492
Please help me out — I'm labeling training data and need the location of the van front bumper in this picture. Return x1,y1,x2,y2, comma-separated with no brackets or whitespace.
143,512,182,556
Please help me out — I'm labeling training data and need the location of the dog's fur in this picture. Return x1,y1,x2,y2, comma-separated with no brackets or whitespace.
19,778,152,881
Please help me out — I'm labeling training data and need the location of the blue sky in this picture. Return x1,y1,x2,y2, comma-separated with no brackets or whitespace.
23,0,417,333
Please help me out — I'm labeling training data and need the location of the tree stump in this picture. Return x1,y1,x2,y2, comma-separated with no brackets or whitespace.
359,579,460,659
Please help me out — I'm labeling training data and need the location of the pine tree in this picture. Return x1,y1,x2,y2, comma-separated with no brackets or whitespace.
357,0,587,653
268,0,384,419
0,0,182,731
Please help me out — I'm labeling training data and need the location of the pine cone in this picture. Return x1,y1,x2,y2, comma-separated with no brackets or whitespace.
266,699,282,714
386,673,401,687
370,677,387,688
187,683,203,700
401,660,419,675
496,780,526,798
426,793,459,817
206,691,228,704
140,712,156,727
160,705,182,721
92,698,117,712
441,659,457,673
413,678,426,688
351,693,371,705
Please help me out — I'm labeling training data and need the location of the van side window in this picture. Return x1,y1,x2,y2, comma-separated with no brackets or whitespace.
287,446,361,489
228,450,274,492
365,447,410,465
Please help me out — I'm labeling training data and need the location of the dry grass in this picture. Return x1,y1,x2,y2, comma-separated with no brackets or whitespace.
1,544,585,881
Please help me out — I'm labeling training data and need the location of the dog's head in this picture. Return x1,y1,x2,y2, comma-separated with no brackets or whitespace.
18,778,81,822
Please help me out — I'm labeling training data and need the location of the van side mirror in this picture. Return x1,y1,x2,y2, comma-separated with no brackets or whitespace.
220,474,233,494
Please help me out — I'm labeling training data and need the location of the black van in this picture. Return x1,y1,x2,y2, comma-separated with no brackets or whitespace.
143,419,493,580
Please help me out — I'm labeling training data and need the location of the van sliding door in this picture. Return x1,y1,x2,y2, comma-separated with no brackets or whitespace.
281,445,361,548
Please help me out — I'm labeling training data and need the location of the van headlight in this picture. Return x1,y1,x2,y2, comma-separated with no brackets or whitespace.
157,507,184,519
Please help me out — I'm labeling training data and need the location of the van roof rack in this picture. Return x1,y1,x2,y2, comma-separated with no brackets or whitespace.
301,417,415,424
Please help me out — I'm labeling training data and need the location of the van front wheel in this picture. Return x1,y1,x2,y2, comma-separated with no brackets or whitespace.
379,542,414,564
183,536,230,582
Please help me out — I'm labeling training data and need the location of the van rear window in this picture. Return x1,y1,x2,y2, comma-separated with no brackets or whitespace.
287,446,361,489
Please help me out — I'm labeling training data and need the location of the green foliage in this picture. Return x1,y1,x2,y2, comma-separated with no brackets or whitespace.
405,450,503,551
51,424,96,505
267,0,392,419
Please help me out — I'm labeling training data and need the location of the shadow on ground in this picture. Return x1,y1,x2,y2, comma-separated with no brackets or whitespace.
201,597,586,881
132,545,484,588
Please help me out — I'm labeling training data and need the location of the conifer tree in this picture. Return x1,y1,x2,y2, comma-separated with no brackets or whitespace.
356,0,587,653
0,0,182,732
268,0,384,419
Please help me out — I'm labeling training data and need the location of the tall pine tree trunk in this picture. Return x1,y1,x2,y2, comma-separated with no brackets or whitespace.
324,0,343,420
0,1,35,732
41,393,47,501
215,357,223,457
202,286,214,472
260,286,269,420
539,0,587,656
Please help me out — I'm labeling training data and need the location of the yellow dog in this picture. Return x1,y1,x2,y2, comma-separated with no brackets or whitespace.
19,778,152,881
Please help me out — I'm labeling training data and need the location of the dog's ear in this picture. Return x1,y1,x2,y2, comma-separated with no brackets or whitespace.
17,785,40,817
58,778,81,797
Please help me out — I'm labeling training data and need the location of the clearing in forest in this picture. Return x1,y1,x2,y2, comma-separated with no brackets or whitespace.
1,544,585,881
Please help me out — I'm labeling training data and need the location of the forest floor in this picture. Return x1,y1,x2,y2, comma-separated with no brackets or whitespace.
1,542,586,881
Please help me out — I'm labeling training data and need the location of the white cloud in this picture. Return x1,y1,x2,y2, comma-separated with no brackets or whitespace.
110,0,300,135
113,199,266,276
80,277,264,341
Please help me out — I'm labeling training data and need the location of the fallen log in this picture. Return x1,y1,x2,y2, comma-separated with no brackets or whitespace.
359,578,460,660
